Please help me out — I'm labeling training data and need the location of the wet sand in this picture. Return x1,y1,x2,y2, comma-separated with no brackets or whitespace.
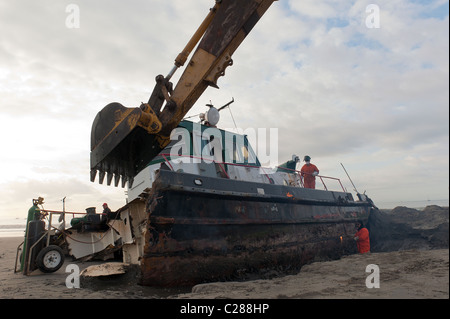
1,236,448,299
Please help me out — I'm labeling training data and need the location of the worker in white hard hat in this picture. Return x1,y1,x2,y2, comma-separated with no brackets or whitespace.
300,155,319,189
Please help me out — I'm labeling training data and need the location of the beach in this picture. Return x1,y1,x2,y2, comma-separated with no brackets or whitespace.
1,236,448,299
0,205,448,299
0,237,187,299
175,248,449,299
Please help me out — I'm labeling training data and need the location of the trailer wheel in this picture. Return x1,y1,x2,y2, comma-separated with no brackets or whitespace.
36,245,65,273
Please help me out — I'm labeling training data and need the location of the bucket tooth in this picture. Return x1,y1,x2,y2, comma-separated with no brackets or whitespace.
90,169,97,183
110,162,120,187
114,174,121,187
99,170,106,185
121,175,128,188
106,172,113,186
128,177,134,189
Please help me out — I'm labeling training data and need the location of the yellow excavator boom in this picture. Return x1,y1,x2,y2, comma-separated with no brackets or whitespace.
90,0,277,187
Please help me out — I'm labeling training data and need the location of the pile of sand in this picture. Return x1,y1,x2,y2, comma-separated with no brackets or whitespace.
368,205,449,252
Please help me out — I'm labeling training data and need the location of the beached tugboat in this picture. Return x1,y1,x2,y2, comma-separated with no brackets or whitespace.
84,0,378,287
125,118,377,286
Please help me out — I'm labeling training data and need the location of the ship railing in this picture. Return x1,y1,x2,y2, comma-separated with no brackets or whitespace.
41,210,106,225
272,166,346,192
38,210,109,239
158,153,347,193
41,209,105,221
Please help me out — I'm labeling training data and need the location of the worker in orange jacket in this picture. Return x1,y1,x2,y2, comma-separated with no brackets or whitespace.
354,221,370,254
300,155,319,189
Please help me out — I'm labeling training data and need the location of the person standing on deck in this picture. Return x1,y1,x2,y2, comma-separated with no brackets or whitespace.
102,203,114,220
300,155,319,189
354,220,370,254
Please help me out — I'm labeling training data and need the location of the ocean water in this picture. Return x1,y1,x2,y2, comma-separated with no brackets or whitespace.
0,218,70,238
0,225,26,238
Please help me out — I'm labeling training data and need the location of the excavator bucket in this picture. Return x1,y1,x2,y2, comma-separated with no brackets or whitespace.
89,2,222,189
90,102,164,188
90,0,276,188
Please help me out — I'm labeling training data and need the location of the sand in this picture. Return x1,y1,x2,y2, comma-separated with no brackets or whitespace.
176,249,449,299
0,237,184,299
0,236,448,299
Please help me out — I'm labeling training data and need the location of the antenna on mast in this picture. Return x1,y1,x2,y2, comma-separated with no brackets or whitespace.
340,163,359,194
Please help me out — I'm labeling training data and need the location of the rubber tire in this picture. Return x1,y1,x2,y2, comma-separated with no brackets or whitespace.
36,245,65,273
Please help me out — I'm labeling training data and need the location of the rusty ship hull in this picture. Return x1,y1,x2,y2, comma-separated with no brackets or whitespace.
140,169,375,287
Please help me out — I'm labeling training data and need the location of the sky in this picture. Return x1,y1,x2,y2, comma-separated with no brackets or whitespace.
0,0,448,222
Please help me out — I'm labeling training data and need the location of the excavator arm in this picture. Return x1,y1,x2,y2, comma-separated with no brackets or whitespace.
90,0,276,188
